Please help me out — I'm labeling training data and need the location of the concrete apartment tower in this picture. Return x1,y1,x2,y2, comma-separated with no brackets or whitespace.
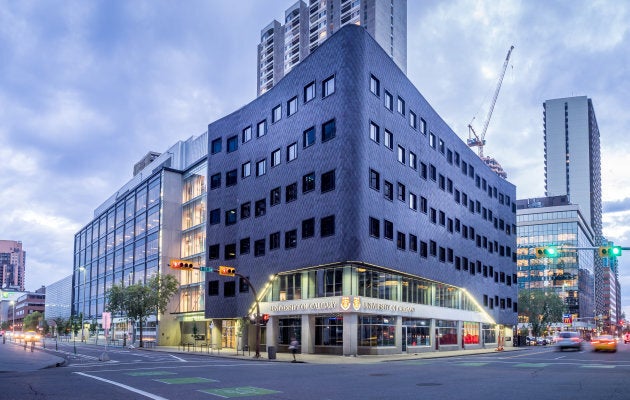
257,0,407,96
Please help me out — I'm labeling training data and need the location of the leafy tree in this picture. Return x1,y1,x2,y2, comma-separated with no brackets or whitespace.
518,289,564,337
1,321,10,330
89,318,98,336
52,317,66,337
70,313,83,339
23,311,43,331
106,274,179,347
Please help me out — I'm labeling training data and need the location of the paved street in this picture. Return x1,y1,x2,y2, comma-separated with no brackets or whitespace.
1,339,630,399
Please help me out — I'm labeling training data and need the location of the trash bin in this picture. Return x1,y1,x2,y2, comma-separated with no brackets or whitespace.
267,346,276,359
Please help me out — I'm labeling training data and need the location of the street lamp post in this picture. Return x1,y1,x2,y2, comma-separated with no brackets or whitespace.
11,300,15,340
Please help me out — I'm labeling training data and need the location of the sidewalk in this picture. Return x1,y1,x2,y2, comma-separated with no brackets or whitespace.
141,344,526,364
0,340,66,372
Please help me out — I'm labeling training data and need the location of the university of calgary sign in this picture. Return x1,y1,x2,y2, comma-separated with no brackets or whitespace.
267,296,416,315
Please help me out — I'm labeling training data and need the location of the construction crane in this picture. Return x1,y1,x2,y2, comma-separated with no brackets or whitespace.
467,45,514,158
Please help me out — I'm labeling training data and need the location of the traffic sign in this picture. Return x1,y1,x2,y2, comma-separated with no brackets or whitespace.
200,267,214,272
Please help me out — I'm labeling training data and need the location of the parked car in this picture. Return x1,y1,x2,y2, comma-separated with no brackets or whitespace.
591,335,617,352
555,331,582,351
526,336,537,345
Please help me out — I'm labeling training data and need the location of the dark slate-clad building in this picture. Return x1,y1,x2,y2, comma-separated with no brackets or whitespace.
206,25,517,356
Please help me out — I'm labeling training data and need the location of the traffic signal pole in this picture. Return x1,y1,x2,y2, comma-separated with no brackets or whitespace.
232,273,261,359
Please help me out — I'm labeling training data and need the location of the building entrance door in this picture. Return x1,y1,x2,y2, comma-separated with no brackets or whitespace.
402,326,408,352
222,320,236,349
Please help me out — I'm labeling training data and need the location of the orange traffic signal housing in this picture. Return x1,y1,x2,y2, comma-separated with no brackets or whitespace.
219,266,236,276
170,259,194,270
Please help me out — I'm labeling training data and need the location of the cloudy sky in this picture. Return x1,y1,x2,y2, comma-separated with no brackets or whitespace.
1,1,629,315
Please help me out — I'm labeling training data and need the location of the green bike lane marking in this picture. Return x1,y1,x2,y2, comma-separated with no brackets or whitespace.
199,387,282,398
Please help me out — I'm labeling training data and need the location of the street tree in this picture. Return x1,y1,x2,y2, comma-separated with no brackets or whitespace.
23,311,43,331
518,290,564,337
106,274,179,347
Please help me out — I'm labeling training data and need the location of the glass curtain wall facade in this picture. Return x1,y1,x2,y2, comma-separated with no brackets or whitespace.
73,175,161,334
516,199,595,330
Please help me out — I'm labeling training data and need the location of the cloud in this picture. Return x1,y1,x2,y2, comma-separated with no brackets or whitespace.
604,199,630,214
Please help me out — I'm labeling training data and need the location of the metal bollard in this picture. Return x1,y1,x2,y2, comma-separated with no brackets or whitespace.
31,342,34,352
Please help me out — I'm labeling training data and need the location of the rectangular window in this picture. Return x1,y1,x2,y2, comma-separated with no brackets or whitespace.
369,169,380,191
271,148,281,167
429,132,436,149
369,217,380,238
226,169,237,187
224,281,236,297
384,129,393,149
397,96,405,115
286,183,298,202
385,91,393,111
397,232,406,250
208,280,219,296
287,142,297,162
211,138,222,154
322,119,336,142
240,202,251,219
255,199,266,217
304,81,315,102
227,135,238,153
302,218,315,239
409,192,417,210
287,96,297,116
409,234,418,252
419,118,427,135
209,244,220,259
240,237,250,254
323,75,335,97
420,196,427,213
430,240,437,257
210,208,220,225
321,169,335,193
272,104,282,123
397,145,405,164
409,151,417,170
256,159,266,176
302,172,315,193
269,232,280,250
439,138,445,154
384,220,393,240
254,239,265,257
420,241,428,258
303,126,315,148
409,110,417,129
242,126,252,143
430,208,437,224
370,75,380,96
397,182,405,202
257,120,267,138
270,187,281,206
210,173,221,189
430,164,437,181
384,180,393,201
370,121,380,143
241,161,251,178
285,230,297,249
321,215,335,237
225,243,236,260
421,162,427,180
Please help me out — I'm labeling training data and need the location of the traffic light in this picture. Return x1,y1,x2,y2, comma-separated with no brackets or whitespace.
599,246,622,258
219,266,236,276
534,246,559,258
170,259,194,270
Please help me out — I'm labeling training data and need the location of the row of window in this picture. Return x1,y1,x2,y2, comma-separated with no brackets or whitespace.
209,120,336,190
369,74,513,211
368,216,516,288
209,170,335,226
211,75,336,155
209,215,336,260
368,168,514,240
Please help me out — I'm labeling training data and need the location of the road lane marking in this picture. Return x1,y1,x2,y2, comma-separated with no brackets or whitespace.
75,372,170,400
515,363,549,368
169,354,187,362
199,387,281,398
